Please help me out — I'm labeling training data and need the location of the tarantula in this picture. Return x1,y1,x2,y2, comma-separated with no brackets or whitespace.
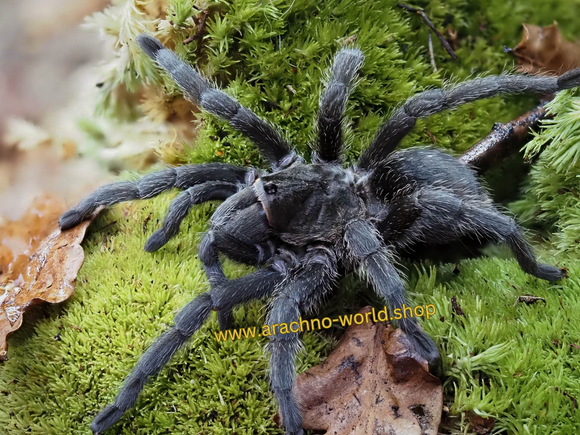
59,34,578,434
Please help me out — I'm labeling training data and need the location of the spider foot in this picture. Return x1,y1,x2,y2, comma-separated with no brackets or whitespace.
535,264,566,282
59,209,83,230
406,327,441,374
90,404,123,433
144,229,169,252
218,309,234,331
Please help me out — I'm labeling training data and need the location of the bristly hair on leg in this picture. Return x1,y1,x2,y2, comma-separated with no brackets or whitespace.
315,47,364,163
137,34,296,170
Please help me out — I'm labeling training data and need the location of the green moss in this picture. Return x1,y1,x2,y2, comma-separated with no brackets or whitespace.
2,0,580,434
411,256,580,433
511,88,580,256
1,198,334,434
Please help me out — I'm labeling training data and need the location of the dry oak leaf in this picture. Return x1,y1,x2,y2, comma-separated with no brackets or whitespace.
511,22,580,75
0,200,99,360
0,194,66,276
294,306,442,435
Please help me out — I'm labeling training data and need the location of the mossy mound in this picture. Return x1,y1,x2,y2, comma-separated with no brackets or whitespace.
2,0,580,433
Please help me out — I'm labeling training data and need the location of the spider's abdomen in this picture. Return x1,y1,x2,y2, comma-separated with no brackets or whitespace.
369,147,484,202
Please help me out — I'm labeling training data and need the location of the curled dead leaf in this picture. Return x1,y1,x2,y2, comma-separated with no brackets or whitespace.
0,196,99,359
0,194,66,277
510,22,580,75
294,306,442,435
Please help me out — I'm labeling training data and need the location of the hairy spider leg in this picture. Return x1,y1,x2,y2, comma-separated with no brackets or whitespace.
90,262,287,434
344,218,440,366
202,187,278,266
198,187,283,328
398,189,564,282
464,207,564,282
144,181,239,252
358,67,580,169
138,34,298,170
65,34,580,435
59,163,249,230
266,246,338,435
316,48,364,163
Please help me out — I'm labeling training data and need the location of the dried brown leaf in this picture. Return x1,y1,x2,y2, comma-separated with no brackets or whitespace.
0,196,98,359
511,22,580,75
469,412,495,435
294,306,442,435
0,194,66,277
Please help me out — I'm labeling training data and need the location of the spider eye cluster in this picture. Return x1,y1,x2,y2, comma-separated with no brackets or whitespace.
264,183,277,195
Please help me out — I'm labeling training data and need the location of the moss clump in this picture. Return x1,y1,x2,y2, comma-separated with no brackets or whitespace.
411,256,580,433
2,0,580,434
511,88,580,256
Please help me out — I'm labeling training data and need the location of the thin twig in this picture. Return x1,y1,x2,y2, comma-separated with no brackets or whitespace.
397,3,457,59
184,9,209,57
513,295,546,307
459,100,552,174
555,387,578,409
428,31,437,71
94,220,117,233
341,34,358,46
425,127,437,144
183,35,196,45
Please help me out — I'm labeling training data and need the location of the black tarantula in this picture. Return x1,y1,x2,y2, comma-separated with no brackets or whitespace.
59,34,579,434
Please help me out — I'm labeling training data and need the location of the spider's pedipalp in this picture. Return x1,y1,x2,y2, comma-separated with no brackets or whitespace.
144,181,238,252
59,163,249,230
137,34,296,169
198,189,275,284
206,186,277,262
317,48,364,163
357,66,580,169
